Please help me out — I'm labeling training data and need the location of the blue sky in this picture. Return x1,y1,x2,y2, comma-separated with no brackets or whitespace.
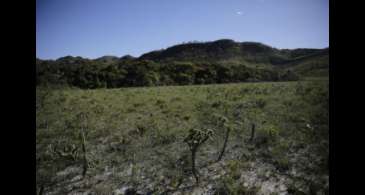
36,0,329,60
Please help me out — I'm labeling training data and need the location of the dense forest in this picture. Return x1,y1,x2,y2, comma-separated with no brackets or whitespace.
36,39,329,89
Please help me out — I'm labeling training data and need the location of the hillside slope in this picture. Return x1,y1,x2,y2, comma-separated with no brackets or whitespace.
140,39,327,64
36,39,328,88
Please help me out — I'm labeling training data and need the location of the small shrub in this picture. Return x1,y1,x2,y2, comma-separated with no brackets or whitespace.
155,99,166,105
226,160,247,180
274,157,290,171
184,128,214,184
215,176,260,195
287,183,307,195
135,124,147,136
254,131,270,147
170,97,182,102
212,101,222,108
126,107,136,112
255,98,266,109
270,141,290,171
156,133,177,145
133,102,143,107
183,115,190,121
215,115,233,162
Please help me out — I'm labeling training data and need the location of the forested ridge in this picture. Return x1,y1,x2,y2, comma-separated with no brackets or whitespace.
36,39,328,89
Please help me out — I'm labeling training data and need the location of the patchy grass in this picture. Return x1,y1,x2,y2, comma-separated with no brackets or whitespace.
36,80,328,194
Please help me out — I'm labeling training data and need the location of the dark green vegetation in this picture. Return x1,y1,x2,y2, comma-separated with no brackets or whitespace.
36,39,328,89
184,128,214,185
36,79,329,194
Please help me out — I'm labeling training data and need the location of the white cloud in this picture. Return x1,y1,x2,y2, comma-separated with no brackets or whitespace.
236,11,243,15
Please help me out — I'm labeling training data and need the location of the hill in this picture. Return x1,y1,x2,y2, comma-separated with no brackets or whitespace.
140,39,326,65
36,39,328,89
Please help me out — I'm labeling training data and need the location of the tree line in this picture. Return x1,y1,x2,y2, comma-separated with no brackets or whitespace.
36,57,300,89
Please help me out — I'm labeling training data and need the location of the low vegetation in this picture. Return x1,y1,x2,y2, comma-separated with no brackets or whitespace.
36,79,328,194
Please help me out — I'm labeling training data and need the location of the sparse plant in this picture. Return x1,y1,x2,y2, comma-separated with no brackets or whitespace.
270,141,290,171
183,127,213,184
250,123,256,142
215,175,259,195
76,112,89,178
243,98,267,143
265,124,279,138
226,160,247,180
52,143,79,161
215,115,233,162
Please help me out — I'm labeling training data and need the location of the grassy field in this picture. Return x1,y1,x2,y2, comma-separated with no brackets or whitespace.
36,80,329,195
